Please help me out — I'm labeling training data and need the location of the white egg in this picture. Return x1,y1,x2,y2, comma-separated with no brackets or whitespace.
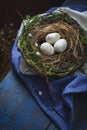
40,42,54,56
54,39,67,53
46,32,61,44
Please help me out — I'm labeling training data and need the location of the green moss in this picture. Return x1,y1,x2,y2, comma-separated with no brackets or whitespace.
82,36,87,46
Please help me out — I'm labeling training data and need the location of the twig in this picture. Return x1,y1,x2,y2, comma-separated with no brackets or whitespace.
16,9,24,20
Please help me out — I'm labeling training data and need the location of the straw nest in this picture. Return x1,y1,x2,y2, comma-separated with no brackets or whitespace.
18,12,87,78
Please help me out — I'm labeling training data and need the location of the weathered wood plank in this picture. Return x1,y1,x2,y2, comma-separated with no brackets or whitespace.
0,70,56,130
1,69,87,130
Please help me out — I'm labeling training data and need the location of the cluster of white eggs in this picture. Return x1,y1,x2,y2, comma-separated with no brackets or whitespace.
39,32,68,56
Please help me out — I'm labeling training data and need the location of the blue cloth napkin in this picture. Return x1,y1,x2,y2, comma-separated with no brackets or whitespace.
12,5,87,130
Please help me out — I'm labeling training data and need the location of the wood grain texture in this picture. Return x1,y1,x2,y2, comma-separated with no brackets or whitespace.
0,70,58,130
1,70,87,130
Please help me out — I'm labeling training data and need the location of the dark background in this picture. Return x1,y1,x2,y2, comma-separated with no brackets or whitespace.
0,0,65,81
0,0,65,28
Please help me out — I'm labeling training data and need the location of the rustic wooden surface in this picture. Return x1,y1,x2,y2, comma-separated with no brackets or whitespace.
0,70,87,130
0,70,58,130
1,70,87,130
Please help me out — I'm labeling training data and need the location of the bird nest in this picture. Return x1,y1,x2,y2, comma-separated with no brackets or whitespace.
18,12,87,78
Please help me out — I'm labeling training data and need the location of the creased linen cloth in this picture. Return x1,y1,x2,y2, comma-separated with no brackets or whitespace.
12,6,87,130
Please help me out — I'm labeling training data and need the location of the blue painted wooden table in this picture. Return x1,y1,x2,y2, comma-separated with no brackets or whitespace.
0,70,58,130
1,70,87,130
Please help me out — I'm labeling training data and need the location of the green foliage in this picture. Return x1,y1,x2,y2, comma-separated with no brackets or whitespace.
82,36,87,46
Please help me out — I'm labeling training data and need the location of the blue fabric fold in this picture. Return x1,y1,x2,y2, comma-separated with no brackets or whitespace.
12,5,87,130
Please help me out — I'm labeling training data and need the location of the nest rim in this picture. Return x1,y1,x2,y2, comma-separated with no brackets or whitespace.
18,12,87,78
